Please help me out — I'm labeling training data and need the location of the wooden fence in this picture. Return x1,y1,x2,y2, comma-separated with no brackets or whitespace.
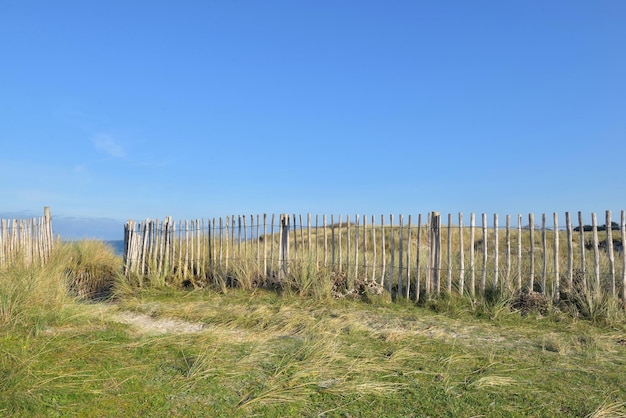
123,210,626,301
0,207,54,268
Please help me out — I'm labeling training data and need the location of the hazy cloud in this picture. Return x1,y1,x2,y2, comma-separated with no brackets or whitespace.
93,134,126,158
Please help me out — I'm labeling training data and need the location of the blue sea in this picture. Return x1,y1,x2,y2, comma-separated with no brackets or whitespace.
104,240,125,257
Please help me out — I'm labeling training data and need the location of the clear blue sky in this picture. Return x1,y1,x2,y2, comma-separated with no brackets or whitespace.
1,1,625,240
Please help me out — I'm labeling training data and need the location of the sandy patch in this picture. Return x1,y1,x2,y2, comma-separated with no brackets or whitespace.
109,311,206,335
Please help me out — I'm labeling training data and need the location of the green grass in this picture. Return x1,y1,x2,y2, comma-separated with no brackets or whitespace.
1,241,626,416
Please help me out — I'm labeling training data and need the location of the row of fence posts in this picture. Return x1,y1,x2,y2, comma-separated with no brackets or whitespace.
274,212,443,298
123,211,626,301
0,207,54,268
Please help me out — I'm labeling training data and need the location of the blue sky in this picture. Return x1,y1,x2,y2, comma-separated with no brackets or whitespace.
1,1,625,240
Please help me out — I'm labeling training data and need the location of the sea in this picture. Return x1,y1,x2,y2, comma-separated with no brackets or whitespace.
103,240,125,257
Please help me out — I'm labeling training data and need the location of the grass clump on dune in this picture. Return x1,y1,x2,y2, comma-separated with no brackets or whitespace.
0,244,77,333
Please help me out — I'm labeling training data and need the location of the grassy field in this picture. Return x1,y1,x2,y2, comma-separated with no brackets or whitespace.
2,241,626,417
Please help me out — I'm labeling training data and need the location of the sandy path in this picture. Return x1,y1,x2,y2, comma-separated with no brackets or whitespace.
109,310,206,335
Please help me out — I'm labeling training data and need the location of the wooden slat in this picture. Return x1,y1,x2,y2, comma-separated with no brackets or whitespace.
446,213,451,293
542,214,547,294
607,210,615,296
416,214,422,300
553,213,559,299
398,214,403,297
469,213,475,297
458,213,464,295
592,213,600,289
481,213,487,295
494,213,499,288
529,213,535,293
578,211,586,287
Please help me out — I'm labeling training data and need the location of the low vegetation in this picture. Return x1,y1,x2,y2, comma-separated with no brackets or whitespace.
1,241,626,417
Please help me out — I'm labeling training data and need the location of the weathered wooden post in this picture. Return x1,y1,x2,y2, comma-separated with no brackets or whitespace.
621,210,626,304
606,210,615,296
354,214,359,292
566,212,574,290
279,214,290,278
416,214,422,300
407,214,413,298
263,214,268,277
469,213,475,297
553,212,560,300
43,206,52,263
517,214,522,290
323,214,327,268
458,213,464,295
397,214,403,297
494,213,499,289
431,211,441,295
578,211,586,289
591,213,600,290
542,214,547,294
447,213,452,294
505,214,511,290
426,212,432,296
480,213,487,295
371,215,376,283
380,214,386,287
388,215,394,294
529,213,535,293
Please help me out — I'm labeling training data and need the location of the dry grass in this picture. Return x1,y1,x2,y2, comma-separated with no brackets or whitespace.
586,394,626,418
63,240,122,300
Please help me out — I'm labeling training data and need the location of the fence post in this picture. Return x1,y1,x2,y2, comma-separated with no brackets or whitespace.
591,213,600,290
407,215,412,298
469,213,475,297
481,213,487,295
529,214,535,292
542,214,547,294
578,211,586,289
43,206,52,263
380,214,385,287
607,210,615,296
566,212,573,290
389,214,394,295
494,213,499,289
397,214,403,297
416,214,422,300
447,213,452,294
279,214,290,278
621,210,626,304
431,211,441,295
458,213,464,295
505,214,511,290
553,212,560,300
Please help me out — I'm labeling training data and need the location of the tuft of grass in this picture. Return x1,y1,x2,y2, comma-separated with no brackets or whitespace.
63,241,122,300
560,278,626,326
0,245,83,332
284,258,334,299
467,375,517,390
585,394,626,418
